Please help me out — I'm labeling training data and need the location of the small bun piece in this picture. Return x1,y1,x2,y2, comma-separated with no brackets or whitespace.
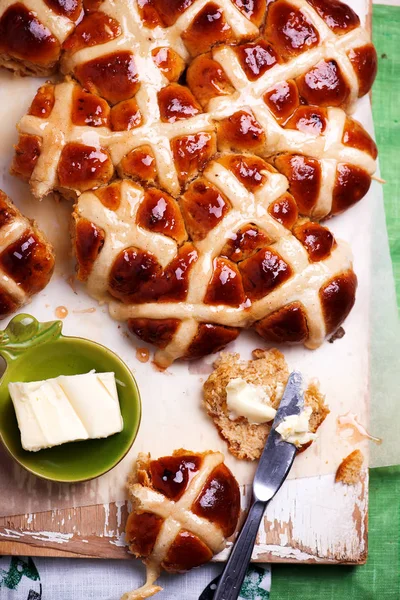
124,449,240,599
0,190,54,319
203,349,329,460
335,449,364,485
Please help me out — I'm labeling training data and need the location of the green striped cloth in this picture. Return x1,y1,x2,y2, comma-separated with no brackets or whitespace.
372,6,400,303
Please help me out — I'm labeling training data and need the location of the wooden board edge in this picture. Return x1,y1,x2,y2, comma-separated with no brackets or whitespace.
0,541,367,564
0,471,368,564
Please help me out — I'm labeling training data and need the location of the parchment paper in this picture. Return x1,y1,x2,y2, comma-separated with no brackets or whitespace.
0,0,397,518
369,164,400,468
357,94,400,468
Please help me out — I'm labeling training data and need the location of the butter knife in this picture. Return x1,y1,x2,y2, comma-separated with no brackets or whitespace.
206,371,304,600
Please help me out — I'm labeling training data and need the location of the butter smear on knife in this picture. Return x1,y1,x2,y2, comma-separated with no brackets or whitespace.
275,406,317,448
9,372,123,452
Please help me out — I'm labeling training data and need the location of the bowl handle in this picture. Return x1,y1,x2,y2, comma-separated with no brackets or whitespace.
0,314,63,362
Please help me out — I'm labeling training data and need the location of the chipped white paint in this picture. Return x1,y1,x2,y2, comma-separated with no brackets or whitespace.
0,528,74,544
100,500,127,544
116,501,125,529
0,469,368,562
256,546,332,562
260,471,367,561
110,533,127,548
217,470,367,562
103,503,110,537
0,529,24,539
29,531,74,545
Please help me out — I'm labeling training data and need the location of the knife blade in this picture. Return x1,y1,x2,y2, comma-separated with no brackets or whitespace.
253,370,304,503
207,371,304,600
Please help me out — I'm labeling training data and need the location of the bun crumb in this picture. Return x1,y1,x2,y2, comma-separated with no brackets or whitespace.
335,449,364,485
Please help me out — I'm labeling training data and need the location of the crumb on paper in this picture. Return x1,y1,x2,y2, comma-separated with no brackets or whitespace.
328,327,345,343
335,450,364,485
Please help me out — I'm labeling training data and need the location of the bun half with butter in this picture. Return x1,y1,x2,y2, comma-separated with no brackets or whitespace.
203,349,329,461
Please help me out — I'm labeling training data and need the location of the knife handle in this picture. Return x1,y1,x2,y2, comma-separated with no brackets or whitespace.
213,500,266,600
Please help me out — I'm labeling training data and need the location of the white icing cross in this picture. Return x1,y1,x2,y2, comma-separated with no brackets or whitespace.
17,78,214,198
59,0,256,196
203,2,375,219
210,0,370,118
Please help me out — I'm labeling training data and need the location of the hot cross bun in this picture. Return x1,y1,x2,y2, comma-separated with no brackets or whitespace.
0,0,265,78
12,77,215,199
10,0,377,217
0,0,377,90
72,155,357,367
123,449,240,599
187,20,377,217
12,73,376,218
0,190,54,317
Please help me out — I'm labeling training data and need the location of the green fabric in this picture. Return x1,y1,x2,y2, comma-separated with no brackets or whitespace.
371,5,400,305
271,467,400,599
271,6,400,598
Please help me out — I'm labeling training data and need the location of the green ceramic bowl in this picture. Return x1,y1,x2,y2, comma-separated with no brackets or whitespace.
0,314,141,483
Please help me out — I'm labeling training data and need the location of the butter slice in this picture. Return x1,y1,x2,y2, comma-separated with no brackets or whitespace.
275,406,317,448
9,372,123,452
226,377,277,424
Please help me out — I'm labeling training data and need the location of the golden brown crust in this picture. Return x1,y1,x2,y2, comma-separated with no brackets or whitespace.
203,349,329,460
1,0,376,90
11,135,42,182
335,449,364,485
0,190,55,318
0,4,60,75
